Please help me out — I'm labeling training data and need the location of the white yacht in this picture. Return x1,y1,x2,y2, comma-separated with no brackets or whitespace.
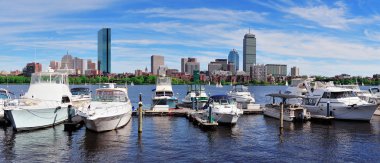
79,83,132,132
368,87,380,115
215,82,223,88
151,76,178,111
263,94,311,122
0,88,13,120
228,85,255,104
182,84,209,109
4,71,73,131
203,95,243,124
303,86,377,121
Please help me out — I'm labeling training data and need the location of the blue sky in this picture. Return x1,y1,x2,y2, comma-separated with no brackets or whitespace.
1,0,380,76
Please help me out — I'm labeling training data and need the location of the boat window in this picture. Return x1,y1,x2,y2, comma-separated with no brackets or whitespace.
303,98,317,105
71,88,90,95
96,90,128,102
62,96,71,103
212,98,234,105
0,91,8,99
156,91,173,97
323,91,356,99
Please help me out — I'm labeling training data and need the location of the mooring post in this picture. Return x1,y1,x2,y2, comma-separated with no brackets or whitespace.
280,100,284,135
196,98,199,111
191,97,195,110
67,105,72,123
208,105,213,123
326,101,330,117
138,93,143,133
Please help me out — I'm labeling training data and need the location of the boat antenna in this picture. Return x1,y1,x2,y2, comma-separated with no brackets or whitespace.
249,27,250,34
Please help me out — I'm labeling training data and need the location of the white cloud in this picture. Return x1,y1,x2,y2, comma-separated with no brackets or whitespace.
130,8,268,23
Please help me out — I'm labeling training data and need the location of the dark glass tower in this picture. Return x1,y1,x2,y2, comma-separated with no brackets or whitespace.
98,28,111,74
243,32,256,72
228,49,239,71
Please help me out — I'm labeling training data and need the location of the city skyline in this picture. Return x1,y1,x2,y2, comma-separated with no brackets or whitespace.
1,0,380,76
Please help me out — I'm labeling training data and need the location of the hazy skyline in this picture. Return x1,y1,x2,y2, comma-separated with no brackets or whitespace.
1,0,380,76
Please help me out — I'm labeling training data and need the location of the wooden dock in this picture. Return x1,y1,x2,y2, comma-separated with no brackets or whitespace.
187,112,218,129
132,108,192,117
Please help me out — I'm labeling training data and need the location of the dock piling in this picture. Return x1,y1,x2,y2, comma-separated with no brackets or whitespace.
280,101,284,135
138,93,143,133
326,101,330,117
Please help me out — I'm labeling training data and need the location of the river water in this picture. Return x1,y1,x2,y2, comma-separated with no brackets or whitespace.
0,84,379,162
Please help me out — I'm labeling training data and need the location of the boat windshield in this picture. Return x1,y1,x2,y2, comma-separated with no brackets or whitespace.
234,85,248,92
31,73,68,85
156,91,173,97
96,90,128,102
71,88,90,95
0,91,8,99
322,91,356,99
370,88,380,93
212,98,234,105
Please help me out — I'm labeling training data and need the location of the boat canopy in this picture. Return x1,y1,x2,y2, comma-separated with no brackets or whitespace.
156,77,171,85
31,72,69,85
232,85,249,92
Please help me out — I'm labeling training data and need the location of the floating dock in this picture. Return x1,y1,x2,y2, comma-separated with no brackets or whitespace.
187,112,218,129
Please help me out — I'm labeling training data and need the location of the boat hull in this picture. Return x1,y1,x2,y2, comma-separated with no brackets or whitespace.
263,107,295,122
84,110,132,132
5,106,68,131
213,113,240,124
306,104,377,121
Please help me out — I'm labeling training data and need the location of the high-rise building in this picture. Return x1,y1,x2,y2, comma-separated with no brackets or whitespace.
208,62,223,76
250,64,267,82
87,59,96,70
23,62,42,77
184,57,200,75
49,61,60,70
265,64,287,77
228,49,239,71
98,28,111,74
60,53,73,69
291,66,299,77
181,58,188,73
243,32,256,72
73,57,84,75
151,55,164,75
215,59,228,71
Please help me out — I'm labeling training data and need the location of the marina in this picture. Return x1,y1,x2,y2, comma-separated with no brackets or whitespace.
0,83,380,162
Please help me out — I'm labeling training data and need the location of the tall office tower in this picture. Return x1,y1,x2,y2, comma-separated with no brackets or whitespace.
49,61,59,70
185,57,200,75
228,49,239,71
181,58,188,73
243,31,256,72
291,66,300,77
151,55,164,75
98,28,111,74
73,57,84,75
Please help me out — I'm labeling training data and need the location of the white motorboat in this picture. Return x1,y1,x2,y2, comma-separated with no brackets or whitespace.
151,76,178,111
263,94,311,122
4,71,72,131
203,95,243,124
182,84,209,109
130,82,134,86
0,88,13,120
228,85,255,103
79,83,132,132
303,86,377,121
368,87,380,115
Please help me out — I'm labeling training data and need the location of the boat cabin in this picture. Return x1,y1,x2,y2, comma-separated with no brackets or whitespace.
71,87,91,96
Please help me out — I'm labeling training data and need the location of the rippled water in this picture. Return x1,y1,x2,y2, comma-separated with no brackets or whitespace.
0,84,379,162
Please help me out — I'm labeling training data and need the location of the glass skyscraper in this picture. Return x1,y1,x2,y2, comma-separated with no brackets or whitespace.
228,49,239,71
243,32,256,72
98,28,111,74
